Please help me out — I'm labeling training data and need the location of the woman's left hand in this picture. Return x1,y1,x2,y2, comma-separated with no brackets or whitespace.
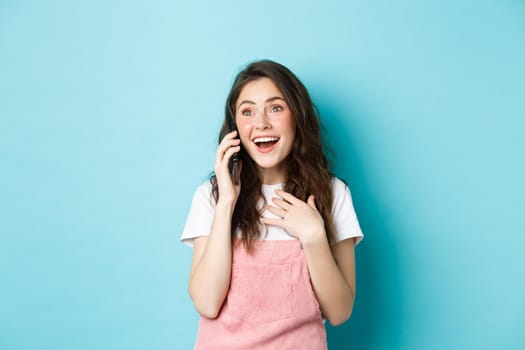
260,190,326,245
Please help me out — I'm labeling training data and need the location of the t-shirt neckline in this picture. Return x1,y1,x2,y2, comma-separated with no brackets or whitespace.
262,182,284,189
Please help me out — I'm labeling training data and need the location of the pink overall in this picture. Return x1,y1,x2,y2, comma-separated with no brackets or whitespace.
194,240,327,350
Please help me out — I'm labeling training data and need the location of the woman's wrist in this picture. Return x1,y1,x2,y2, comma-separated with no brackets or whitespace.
216,198,236,214
300,229,329,249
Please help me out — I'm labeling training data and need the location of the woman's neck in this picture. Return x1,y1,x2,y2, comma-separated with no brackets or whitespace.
259,166,287,185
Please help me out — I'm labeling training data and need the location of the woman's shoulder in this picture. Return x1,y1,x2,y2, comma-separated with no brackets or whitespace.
190,180,215,205
331,176,350,193
196,179,213,193
330,176,357,206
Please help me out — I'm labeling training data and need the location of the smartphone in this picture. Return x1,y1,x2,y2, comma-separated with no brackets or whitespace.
228,119,240,185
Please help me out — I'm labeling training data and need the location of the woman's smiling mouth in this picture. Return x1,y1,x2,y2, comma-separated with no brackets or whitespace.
252,136,280,153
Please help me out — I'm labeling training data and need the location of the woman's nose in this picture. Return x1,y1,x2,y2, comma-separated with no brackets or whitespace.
254,110,271,129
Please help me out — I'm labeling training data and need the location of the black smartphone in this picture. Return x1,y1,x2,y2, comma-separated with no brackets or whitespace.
228,119,240,185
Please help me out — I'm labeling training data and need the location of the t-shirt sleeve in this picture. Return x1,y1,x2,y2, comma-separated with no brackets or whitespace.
331,177,364,245
180,182,215,247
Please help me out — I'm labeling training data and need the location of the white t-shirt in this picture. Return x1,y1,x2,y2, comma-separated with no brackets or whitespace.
181,177,363,246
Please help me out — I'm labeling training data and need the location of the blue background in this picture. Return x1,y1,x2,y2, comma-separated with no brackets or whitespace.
1,0,524,349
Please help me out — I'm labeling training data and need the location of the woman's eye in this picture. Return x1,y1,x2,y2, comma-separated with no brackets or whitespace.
242,109,253,116
271,105,283,112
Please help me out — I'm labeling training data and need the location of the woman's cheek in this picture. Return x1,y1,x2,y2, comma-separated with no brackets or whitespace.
237,121,253,141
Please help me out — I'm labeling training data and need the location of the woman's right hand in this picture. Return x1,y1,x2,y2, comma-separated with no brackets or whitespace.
214,130,242,206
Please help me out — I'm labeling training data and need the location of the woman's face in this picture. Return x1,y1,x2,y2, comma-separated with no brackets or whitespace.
235,77,296,184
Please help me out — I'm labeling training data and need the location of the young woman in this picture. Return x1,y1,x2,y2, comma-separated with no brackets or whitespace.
181,60,363,349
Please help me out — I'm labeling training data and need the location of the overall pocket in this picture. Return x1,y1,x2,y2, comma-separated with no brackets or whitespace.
226,262,293,325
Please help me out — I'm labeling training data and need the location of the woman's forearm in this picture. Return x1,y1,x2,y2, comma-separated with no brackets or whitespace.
189,200,235,318
302,236,355,326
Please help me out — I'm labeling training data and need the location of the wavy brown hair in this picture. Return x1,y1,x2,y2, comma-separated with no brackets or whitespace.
211,60,335,250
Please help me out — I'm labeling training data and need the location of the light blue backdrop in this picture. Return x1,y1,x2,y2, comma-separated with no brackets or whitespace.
1,0,524,349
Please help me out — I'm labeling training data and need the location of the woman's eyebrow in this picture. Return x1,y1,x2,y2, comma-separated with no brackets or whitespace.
265,96,285,103
238,100,256,108
237,96,285,109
